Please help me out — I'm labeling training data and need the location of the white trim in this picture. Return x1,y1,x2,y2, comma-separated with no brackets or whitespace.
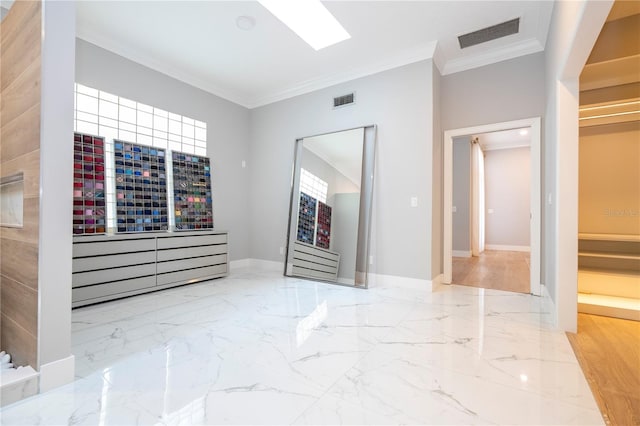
444,117,541,296
229,259,251,271
442,38,544,75
366,273,440,292
230,258,284,273
431,273,445,292
452,250,472,258
250,259,284,272
485,244,531,252
75,33,250,107
247,41,438,108
77,29,546,109
38,355,75,393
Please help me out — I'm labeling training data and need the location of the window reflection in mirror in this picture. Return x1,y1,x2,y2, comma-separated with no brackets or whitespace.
285,126,376,288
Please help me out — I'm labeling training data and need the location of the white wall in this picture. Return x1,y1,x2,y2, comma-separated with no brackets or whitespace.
38,0,75,388
484,147,531,248
452,137,471,253
249,60,436,281
544,0,612,331
75,39,251,260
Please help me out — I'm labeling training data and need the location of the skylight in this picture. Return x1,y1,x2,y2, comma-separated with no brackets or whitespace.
258,0,350,50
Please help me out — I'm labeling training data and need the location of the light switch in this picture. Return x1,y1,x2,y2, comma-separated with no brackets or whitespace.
488,209,494,214
452,206,457,213
241,160,246,168
410,197,418,207
548,193,553,205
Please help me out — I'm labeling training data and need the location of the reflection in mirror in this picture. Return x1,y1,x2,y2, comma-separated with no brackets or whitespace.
285,126,376,288
0,0,12,22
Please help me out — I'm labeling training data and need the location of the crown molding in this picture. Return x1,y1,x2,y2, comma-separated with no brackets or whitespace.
76,28,252,108
246,41,438,108
441,37,544,75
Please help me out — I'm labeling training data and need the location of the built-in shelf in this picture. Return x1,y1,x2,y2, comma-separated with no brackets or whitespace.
578,233,640,321
578,292,640,321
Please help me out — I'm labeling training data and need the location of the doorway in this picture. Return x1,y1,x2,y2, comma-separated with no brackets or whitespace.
451,129,533,293
443,117,542,296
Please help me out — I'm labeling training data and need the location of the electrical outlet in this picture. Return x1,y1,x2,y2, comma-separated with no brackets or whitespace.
242,160,246,168
410,197,418,207
452,206,457,213
279,246,284,255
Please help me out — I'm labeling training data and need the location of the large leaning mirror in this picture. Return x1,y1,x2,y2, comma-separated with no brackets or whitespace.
285,125,376,288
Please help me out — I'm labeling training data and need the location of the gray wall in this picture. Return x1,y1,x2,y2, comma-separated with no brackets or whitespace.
75,39,251,260
485,147,531,247
333,193,360,280
452,137,471,253
300,147,359,204
441,53,546,130
249,60,436,280
441,52,545,275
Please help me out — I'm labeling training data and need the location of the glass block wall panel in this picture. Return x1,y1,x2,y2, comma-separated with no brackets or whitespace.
171,152,213,230
297,192,316,244
73,133,106,234
316,201,332,249
114,140,168,232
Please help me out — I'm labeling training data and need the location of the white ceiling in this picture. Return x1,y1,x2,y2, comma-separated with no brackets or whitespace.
76,1,554,108
303,128,363,186
475,127,531,151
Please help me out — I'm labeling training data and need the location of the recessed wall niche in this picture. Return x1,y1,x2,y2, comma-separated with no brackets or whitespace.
0,172,24,228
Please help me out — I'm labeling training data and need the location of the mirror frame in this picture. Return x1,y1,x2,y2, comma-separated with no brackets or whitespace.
283,125,377,288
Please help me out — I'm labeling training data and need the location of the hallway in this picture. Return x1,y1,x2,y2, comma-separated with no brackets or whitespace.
452,250,531,294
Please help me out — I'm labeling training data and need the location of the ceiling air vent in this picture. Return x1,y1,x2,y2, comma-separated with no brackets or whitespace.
458,18,520,49
333,92,355,109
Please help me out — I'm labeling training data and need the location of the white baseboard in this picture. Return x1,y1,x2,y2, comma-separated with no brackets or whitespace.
431,273,445,291
229,259,251,271
452,250,471,258
229,258,284,273
367,273,440,292
337,277,355,285
250,259,284,272
485,244,530,252
38,355,74,393
541,284,558,327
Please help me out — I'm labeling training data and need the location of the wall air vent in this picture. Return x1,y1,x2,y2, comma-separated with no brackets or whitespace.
333,92,355,109
458,18,520,49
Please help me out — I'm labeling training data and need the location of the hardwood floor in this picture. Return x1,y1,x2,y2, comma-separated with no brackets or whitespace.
452,250,530,294
567,313,640,426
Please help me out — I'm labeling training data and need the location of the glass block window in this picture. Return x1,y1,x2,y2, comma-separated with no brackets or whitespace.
74,83,207,155
299,168,328,203
73,83,207,232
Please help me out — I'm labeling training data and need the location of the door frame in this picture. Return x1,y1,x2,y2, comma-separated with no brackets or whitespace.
443,117,542,295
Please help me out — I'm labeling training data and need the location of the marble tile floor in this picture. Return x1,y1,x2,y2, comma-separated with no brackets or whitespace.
0,268,603,425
